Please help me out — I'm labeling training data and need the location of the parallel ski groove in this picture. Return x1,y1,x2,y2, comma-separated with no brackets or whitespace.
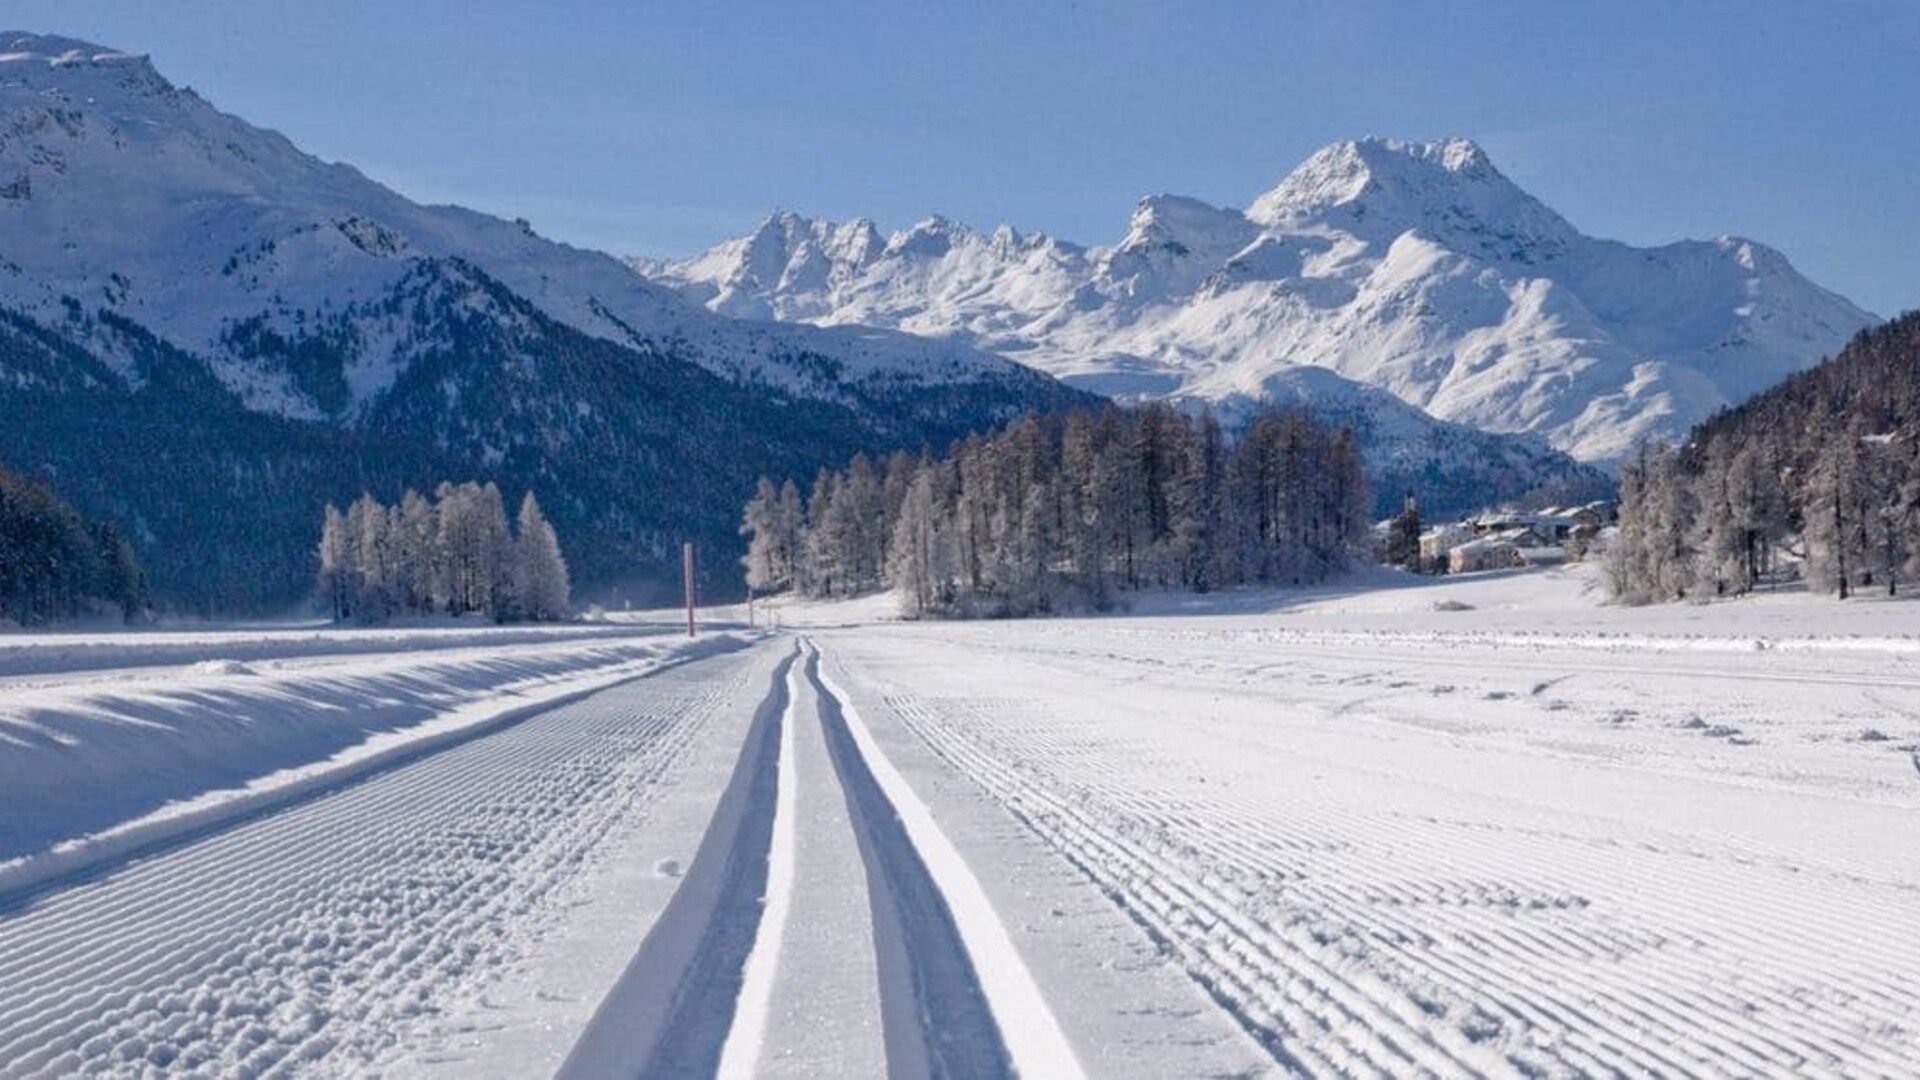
857,666,1919,1080
0,655,750,1079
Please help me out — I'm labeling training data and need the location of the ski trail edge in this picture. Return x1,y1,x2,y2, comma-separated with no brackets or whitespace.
557,644,794,1080
810,638,1089,1080
713,647,803,1078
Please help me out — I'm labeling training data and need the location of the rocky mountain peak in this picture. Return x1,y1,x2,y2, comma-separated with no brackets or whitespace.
645,137,1873,464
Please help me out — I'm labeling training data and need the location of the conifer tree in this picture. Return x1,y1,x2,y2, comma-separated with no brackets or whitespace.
743,404,1367,619
317,483,568,623
741,478,785,595
512,492,571,621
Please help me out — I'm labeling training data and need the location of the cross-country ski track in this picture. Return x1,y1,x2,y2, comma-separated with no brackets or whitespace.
2,573,1918,1079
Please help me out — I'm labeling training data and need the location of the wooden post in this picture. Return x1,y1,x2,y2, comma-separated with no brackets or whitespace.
683,541,697,637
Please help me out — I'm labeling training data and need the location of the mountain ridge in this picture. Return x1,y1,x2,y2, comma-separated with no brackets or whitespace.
0,31,1053,420
643,137,1875,463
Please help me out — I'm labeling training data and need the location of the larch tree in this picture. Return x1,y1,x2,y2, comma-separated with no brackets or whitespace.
512,492,571,621
317,484,568,623
741,478,785,596
742,404,1368,620
317,503,354,622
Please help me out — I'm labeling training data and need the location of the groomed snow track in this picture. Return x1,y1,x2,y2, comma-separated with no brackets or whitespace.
13,600,1912,1078
815,621,1920,1080
0,644,763,1078
560,640,1080,1079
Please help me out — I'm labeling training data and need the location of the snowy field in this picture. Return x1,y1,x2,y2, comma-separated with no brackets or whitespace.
2,566,1918,1077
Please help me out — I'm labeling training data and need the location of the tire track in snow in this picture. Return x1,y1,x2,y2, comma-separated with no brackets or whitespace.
0,648,760,1079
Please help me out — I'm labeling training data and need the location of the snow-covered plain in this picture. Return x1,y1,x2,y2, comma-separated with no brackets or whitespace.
3,567,1918,1077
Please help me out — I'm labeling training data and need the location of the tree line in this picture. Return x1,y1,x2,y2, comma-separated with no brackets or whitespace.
318,481,571,623
742,404,1370,618
1609,313,1920,602
0,462,146,625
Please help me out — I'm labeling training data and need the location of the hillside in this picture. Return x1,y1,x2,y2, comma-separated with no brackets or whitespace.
0,34,1088,610
1610,312,1920,602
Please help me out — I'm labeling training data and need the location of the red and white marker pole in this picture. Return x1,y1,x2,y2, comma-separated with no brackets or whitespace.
682,541,697,638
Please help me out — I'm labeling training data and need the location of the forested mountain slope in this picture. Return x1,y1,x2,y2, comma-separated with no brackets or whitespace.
0,34,1086,610
1611,312,1920,602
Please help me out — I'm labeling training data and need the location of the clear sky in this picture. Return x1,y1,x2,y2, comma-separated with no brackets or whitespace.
11,1,1918,315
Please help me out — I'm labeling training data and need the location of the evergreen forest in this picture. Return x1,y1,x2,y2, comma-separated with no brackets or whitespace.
1610,313,1920,602
742,404,1371,618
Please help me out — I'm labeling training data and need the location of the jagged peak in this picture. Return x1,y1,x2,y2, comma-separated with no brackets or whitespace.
1244,136,1581,267
0,32,142,65
1119,193,1250,252
747,209,818,240
828,217,884,260
1249,137,1513,224
883,214,976,259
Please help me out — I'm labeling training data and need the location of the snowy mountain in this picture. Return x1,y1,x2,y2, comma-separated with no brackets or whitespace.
0,33,1088,609
644,138,1875,463
0,33,1061,416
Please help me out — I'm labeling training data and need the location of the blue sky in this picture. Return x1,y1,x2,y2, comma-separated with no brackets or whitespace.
13,2,1918,315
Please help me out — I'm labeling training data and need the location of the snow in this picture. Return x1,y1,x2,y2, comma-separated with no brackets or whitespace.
0,638,777,1078
0,623,743,894
645,137,1874,463
4,570,1918,1075
0,32,1032,422
815,644,1086,1079
803,568,1920,1074
714,652,807,1079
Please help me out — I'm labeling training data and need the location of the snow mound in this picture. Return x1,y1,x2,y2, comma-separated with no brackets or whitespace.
189,658,257,676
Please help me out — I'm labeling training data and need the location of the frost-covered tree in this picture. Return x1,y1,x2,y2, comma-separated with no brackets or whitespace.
1725,442,1788,591
1182,410,1230,592
747,404,1367,619
1610,313,1920,603
348,494,397,623
1608,442,1696,603
839,453,886,593
1059,412,1112,607
1805,436,1865,598
393,489,439,614
887,465,956,617
433,481,512,617
317,483,567,623
317,503,355,622
741,478,785,595
512,492,571,621
803,469,851,598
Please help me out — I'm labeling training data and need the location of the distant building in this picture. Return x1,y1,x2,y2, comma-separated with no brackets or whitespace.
1419,522,1477,568
1428,501,1617,573
1448,537,1525,574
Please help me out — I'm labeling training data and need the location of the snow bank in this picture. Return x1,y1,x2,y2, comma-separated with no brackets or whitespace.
0,622,657,680
0,629,747,899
